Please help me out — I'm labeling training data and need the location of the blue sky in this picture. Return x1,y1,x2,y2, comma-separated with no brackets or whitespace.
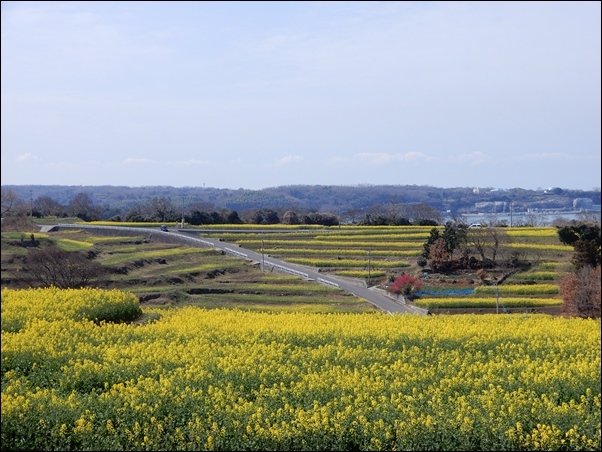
2,1,600,191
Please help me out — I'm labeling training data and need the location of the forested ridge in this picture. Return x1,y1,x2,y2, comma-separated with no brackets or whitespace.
3,184,600,216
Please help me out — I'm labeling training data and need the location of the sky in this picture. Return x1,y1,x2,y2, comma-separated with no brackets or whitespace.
1,1,601,191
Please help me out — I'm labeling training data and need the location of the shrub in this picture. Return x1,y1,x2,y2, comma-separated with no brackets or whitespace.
560,266,601,318
1,287,142,332
389,273,423,296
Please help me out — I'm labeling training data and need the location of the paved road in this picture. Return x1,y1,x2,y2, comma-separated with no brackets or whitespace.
51,224,422,315
181,231,419,314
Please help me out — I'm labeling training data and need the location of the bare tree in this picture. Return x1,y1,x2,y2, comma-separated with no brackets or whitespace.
147,196,178,222
575,210,602,225
67,193,102,221
365,203,389,218
523,212,548,227
483,214,501,227
343,208,364,225
407,203,443,224
464,227,510,265
188,200,216,212
485,226,511,263
282,210,300,225
1,188,22,217
35,196,65,217
447,211,466,225
21,247,104,289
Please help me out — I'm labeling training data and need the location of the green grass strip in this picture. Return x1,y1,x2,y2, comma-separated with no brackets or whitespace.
164,261,244,273
88,235,147,243
194,293,362,304
286,258,411,268
537,262,562,269
474,284,559,295
264,248,421,257
237,240,424,248
231,283,340,292
513,272,557,280
101,247,218,265
313,233,431,240
185,302,374,313
507,243,573,251
55,238,95,251
334,270,387,278
414,297,562,309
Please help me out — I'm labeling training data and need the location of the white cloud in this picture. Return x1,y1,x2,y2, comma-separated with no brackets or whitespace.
275,155,305,166
15,153,38,162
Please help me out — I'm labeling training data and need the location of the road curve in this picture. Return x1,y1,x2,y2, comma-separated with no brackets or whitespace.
50,224,422,315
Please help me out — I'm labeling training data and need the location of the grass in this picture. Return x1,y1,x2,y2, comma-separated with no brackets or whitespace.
101,246,212,265
414,297,563,309
2,222,578,315
1,227,375,313
474,284,560,295
513,271,557,281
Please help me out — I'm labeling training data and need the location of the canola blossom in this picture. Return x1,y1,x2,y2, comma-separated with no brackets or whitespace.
475,284,560,295
1,289,600,451
414,297,562,309
1,287,141,333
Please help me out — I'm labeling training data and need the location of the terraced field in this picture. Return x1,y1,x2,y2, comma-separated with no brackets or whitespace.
2,223,598,451
190,224,572,314
0,228,375,314
2,223,575,315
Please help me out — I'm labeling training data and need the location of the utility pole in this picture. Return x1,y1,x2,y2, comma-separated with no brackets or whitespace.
496,283,499,314
29,190,33,217
367,248,371,286
261,233,265,272
181,196,186,228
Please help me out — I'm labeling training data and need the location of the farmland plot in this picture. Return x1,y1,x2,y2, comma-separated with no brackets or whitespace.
1,288,600,451
193,225,572,312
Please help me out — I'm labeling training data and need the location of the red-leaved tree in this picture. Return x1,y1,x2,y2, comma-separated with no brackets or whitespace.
559,266,601,318
389,274,423,297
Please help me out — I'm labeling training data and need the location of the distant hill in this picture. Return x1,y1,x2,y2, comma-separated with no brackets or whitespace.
3,184,600,217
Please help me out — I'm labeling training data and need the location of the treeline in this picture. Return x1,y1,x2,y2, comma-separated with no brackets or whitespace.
1,188,443,226
2,184,600,218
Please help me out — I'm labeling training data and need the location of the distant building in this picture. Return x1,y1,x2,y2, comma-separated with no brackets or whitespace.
473,187,480,194
573,198,594,210
544,187,563,195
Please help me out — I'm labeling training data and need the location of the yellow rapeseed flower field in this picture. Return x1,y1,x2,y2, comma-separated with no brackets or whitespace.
1,288,599,451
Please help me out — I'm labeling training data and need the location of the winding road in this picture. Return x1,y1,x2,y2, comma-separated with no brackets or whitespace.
47,224,425,315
